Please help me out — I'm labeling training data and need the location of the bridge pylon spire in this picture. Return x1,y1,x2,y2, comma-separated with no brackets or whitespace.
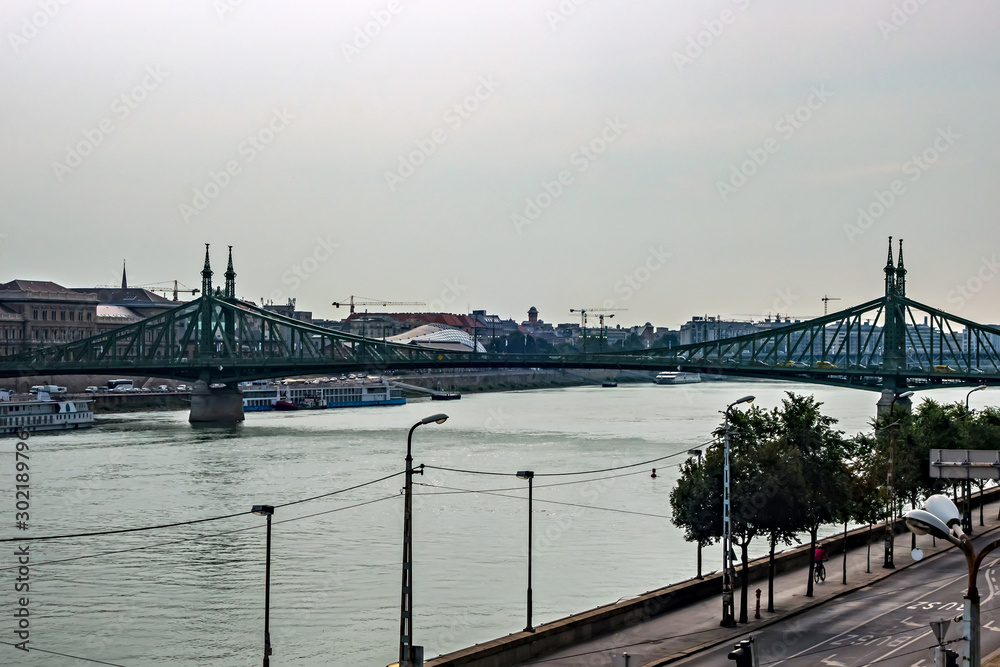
202,244,213,296
884,236,895,296
224,245,236,298
896,238,906,297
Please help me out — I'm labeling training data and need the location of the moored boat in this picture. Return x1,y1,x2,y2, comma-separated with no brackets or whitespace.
0,390,95,437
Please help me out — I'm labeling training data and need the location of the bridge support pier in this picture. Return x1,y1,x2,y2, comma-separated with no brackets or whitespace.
189,381,245,423
876,388,912,419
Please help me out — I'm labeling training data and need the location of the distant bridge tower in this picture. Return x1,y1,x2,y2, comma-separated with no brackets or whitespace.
879,237,911,415
224,245,236,298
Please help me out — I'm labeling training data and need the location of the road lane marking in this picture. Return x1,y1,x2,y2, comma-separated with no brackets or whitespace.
771,571,966,665
870,629,931,663
819,655,848,666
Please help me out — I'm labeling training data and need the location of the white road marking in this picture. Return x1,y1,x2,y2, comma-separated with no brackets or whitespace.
899,616,924,627
870,629,931,663
771,572,966,666
820,655,848,666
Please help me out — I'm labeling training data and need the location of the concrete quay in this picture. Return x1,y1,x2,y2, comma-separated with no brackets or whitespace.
426,487,1000,667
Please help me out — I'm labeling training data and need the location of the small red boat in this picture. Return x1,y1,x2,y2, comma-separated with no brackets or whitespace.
273,400,297,411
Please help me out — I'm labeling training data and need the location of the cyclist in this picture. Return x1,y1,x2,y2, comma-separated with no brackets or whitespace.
814,545,827,582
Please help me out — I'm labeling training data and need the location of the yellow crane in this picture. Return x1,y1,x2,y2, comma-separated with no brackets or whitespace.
569,308,627,352
137,281,201,301
332,296,426,315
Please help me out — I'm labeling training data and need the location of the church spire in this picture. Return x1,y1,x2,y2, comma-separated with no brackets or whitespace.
224,245,236,298
201,244,213,297
121,260,127,290
884,236,895,296
896,238,906,297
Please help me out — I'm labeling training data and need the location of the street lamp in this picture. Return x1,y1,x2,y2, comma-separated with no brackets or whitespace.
517,470,535,633
884,390,914,569
252,504,275,667
905,494,998,667
687,448,704,580
399,414,449,667
722,395,755,628
966,384,987,413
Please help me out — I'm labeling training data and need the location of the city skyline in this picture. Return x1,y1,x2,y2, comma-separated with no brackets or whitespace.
2,1,998,329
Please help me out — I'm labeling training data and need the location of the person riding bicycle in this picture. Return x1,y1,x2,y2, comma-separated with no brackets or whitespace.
814,545,827,565
814,545,827,581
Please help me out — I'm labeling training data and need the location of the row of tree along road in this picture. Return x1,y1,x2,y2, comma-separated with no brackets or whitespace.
670,392,1000,625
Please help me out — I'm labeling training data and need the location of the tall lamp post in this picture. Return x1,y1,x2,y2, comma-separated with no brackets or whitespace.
721,395,755,628
688,448,704,580
884,390,914,569
964,385,988,532
517,470,535,632
252,504,275,667
905,494,999,667
399,413,449,667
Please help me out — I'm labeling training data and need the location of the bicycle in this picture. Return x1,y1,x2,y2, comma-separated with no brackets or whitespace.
813,560,826,584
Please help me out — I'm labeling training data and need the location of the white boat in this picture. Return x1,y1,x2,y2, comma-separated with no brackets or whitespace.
655,372,702,385
242,379,405,411
0,390,95,436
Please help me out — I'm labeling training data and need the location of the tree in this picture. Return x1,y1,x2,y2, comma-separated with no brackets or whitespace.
774,393,853,598
845,433,886,573
671,405,773,624
746,437,805,612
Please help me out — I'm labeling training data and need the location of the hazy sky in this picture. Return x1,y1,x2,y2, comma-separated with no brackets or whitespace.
2,1,998,328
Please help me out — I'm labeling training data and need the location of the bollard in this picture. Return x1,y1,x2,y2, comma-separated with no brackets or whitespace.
754,588,761,619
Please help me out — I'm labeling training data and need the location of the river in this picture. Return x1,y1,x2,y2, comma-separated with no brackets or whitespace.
0,380,986,666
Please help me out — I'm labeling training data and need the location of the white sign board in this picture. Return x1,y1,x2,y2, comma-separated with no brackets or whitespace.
929,449,1000,480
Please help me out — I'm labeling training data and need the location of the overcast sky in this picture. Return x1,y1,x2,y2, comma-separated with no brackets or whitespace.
2,1,997,328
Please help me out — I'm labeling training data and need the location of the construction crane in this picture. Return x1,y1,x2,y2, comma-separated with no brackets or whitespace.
332,295,426,315
821,295,841,316
137,281,201,301
569,308,627,352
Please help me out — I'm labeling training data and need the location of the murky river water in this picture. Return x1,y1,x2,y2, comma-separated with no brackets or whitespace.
0,381,986,666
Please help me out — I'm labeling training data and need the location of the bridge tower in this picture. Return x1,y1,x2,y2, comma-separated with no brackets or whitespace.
878,237,911,415
190,244,245,423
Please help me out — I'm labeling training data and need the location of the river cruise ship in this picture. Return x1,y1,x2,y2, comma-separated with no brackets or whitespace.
0,391,95,436
243,379,405,412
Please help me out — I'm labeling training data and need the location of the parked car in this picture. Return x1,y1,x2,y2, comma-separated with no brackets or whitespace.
84,386,100,393
156,385,170,392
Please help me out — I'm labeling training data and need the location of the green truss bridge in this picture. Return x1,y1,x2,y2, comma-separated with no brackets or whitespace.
1,240,997,421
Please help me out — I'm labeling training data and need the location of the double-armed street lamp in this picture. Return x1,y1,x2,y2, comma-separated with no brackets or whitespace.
905,494,999,667
252,504,275,667
398,414,449,667
884,390,914,569
721,395,755,628
517,470,535,633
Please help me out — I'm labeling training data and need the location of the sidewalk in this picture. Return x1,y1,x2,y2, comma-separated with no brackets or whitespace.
511,499,1000,667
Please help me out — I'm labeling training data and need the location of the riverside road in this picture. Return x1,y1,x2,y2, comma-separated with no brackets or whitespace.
674,532,1000,667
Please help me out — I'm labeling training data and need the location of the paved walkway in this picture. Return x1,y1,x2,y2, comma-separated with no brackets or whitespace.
517,499,1000,667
